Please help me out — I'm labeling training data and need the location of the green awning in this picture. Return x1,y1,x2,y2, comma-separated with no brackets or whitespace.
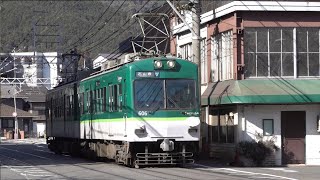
202,79,320,105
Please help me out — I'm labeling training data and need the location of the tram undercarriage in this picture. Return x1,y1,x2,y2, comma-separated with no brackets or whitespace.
47,137,197,168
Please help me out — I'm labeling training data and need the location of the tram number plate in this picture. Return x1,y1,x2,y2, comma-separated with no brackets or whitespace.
138,111,148,116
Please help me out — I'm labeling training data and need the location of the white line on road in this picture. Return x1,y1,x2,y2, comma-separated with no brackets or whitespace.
193,163,299,180
0,146,51,160
0,154,63,180
265,168,298,173
34,149,51,153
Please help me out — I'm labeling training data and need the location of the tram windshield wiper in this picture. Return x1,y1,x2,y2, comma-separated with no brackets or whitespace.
167,96,181,109
148,101,162,114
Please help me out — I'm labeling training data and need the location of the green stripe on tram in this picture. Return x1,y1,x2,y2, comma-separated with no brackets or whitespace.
80,117,187,123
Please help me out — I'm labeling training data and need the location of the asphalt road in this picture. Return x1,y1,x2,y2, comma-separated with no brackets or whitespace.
0,140,319,180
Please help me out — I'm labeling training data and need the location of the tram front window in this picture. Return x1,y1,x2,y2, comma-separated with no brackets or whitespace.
134,79,164,110
166,79,196,109
134,79,196,110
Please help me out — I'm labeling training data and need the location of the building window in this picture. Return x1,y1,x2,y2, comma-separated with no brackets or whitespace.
208,109,235,143
244,28,320,78
179,43,192,61
201,39,208,84
212,30,234,81
38,110,45,115
179,39,207,84
263,119,274,136
1,119,14,128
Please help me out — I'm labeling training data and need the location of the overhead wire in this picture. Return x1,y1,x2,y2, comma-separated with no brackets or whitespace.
67,0,129,52
66,0,115,50
61,0,154,72
83,0,152,53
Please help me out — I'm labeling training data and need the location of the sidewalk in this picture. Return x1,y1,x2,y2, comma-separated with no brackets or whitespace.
0,138,46,144
194,153,231,167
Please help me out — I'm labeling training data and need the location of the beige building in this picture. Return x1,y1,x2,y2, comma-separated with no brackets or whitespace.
171,1,320,165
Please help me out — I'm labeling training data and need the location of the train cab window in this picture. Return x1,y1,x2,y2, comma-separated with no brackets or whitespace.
134,79,164,110
134,79,196,110
166,79,196,109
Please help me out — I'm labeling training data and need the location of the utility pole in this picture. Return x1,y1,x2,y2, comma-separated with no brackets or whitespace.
190,0,202,153
166,0,201,87
191,0,201,82
167,0,202,149
13,49,18,139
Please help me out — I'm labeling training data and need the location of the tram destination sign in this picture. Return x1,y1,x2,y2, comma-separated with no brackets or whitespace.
136,71,160,78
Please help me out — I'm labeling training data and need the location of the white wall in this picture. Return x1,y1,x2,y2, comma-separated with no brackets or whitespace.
176,26,207,48
237,104,320,165
175,26,208,94
43,52,60,89
36,123,45,137
11,52,60,89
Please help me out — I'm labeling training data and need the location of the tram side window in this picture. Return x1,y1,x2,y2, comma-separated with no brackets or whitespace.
91,90,95,113
95,90,99,112
118,84,122,111
70,95,73,117
53,99,56,118
86,91,90,114
58,97,61,117
109,85,114,112
80,93,85,114
60,97,62,117
103,87,107,112
93,90,97,112
54,99,57,118
57,97,60,118
100,88,103,112
45,100,49,118
55,99,57,118
96,89,103,113
94,90,98,112
55,99,58,118
56,98,59,118
108,85,121,112
65,95,69,117
114,85,118,111
61,96,64,118
79,93,84,115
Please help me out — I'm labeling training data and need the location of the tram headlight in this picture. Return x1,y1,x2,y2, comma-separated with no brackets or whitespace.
154,60,163,69
167,60,176,69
